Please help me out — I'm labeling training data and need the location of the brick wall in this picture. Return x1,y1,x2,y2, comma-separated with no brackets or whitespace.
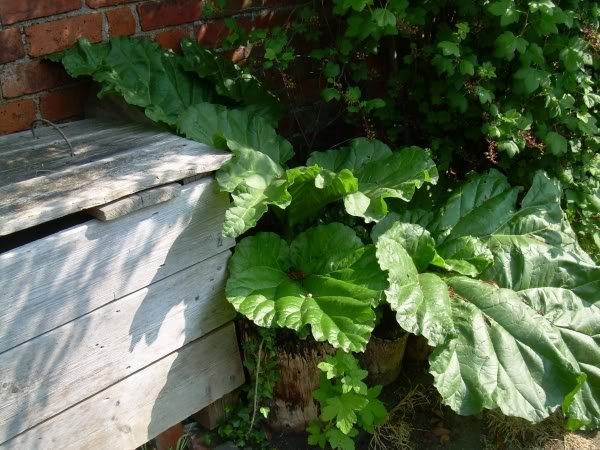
0,0,292,135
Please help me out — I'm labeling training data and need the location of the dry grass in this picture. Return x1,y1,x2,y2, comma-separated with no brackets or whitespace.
483,410,598,450
370,385,431,450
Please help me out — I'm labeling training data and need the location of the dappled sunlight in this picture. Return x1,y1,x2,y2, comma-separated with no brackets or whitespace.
0,173,236,448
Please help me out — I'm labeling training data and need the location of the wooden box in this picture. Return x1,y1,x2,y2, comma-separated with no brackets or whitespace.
0,119,244,449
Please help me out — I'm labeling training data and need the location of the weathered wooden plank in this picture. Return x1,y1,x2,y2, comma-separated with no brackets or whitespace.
88,183,181,221
0,250,233,443
1,324,244,450
0,119,231,236
0,178,234,354
194,391,239,430
0,119,132,155
0,121,170,183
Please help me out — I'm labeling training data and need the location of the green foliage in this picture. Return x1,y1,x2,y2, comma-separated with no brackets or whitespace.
237,0,600,258
180,38,281,122
308,139,438,222
308,351,387,450
225,224,386,352
48,37,216,125
218,328,279,448
374,170,600,429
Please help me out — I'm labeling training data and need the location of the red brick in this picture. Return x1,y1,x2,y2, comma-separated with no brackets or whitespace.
137,0,202,31
1,60,71,98
0,28,24,64
106,7,136,37
86,0,135,8
0,0,80,26
154,28,191,52
40,84,90,121
25,13,103,57
195,21,230,48
0,100,36,135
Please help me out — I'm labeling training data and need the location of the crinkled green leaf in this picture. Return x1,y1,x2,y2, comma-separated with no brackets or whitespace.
51,38,216,125
284,166,358,226
308,138,392,172
433,171,600,425
375,222,454,346
381,170,600,426
521,286,600,430
226,224,387,351
222,181,291,238
178,102,293,164
372,210,434,239
473,173,600,428
178,103,294,237
47,39,109,76
372,222,437,272
433,236,493,277
180,38,280,123
309,139,437,222
429,277,585,423
429,169,520,242
215,145,290,238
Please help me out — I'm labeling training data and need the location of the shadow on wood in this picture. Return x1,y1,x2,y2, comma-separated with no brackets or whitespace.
0,121,244,449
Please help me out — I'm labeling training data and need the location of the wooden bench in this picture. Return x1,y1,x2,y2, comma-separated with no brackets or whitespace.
0,119,244,449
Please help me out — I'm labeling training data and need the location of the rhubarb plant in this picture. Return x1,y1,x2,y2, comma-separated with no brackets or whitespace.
373,170,600,429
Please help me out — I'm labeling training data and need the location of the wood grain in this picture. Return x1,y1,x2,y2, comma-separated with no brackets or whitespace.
0,251,233,443
0,119,231,236
1,324,244,450
88,183,181,221
0,178,234,354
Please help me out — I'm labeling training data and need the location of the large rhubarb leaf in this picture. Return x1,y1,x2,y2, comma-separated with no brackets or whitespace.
177,102,293,164
375,170,600,426
429,169,520,243
372,218,492,277
429,277,585,422
180,39,280,123
521,286,600,430
178,103,295,237
308,138,392,172
433,236,493,277
50,38,216,125
308,139,438,222
284,166,358,226
375,222,454,346
226,224,387,351
216,145,291,238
